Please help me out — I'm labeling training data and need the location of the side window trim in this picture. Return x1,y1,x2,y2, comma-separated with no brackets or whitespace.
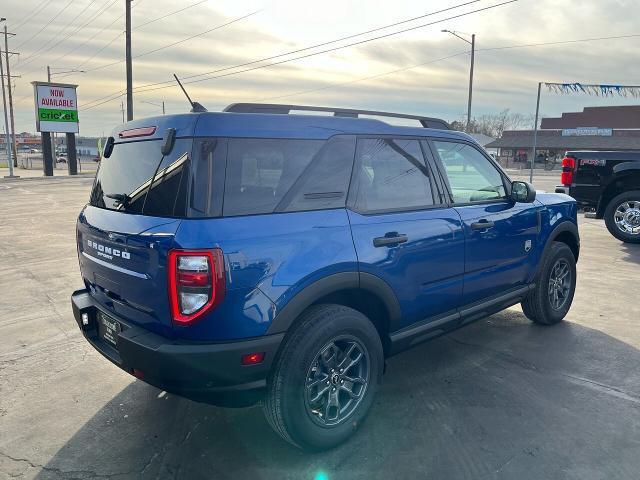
346,135,441,215
420,139,450,206
427,138,510,206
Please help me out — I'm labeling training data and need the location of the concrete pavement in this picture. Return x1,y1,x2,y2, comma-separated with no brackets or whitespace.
1,177,638,479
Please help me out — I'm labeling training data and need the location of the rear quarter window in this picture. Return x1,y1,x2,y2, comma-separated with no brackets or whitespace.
223,138,324,216
188,136,356,217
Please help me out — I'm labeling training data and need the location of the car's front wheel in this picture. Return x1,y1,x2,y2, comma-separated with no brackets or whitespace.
263,304,383,451
604,191,640,243
521,241,577,325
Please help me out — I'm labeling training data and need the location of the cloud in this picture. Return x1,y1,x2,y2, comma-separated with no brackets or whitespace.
5,0,640,136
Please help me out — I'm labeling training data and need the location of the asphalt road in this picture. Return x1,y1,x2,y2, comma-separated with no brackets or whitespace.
1,176,639,479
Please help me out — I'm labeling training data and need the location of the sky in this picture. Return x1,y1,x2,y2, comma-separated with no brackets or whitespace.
2,0,640,137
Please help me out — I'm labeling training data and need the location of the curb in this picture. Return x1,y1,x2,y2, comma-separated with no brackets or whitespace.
0,173,95,183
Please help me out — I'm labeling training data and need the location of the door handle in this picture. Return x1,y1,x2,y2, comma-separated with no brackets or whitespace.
470,220,495,231
373,233,408,248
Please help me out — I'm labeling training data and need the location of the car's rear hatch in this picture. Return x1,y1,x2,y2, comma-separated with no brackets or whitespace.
77,116,197,338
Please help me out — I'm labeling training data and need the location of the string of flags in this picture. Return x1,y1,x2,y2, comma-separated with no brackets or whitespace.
545,82,640,98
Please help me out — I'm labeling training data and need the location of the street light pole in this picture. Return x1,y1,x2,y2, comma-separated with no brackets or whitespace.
467,34,475,134
141,100,165,115
442,30,475,133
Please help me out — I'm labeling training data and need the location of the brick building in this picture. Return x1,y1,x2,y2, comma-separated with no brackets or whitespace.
487,106,640,168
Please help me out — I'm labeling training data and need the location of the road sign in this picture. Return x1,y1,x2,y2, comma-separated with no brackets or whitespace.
31,81,79,133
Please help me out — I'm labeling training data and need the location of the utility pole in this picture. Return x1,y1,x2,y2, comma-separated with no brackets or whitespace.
4,25,17,167
0,29,14,177
125,0,133,121
121,101,125,123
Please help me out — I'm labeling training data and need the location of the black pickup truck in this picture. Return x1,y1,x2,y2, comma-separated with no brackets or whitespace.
556,151,640,243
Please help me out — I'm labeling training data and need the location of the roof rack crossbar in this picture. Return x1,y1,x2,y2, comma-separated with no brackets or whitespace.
223,103,450,130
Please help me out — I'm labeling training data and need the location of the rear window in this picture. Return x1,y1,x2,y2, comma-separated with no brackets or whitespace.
90,139,191,217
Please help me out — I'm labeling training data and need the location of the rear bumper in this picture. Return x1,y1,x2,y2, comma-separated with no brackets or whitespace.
71,289,284,407
554,185,570,195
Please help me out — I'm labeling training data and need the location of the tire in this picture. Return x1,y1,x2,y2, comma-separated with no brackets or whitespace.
604,190,640,244
521,242,576,325
263,304,383,451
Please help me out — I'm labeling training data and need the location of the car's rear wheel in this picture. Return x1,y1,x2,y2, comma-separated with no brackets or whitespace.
521,242,576,325
263,304,383,451
604,191,640,243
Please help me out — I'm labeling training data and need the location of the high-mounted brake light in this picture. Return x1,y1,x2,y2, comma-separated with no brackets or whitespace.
118,126,157,139
168,249,225,325
561,156,576,186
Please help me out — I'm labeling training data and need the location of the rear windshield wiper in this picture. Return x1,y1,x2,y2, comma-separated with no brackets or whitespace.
105,193,131,209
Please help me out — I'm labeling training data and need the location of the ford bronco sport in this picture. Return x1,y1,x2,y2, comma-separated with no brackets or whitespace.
72,103,579,450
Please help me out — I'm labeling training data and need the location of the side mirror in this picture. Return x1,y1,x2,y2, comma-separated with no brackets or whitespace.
103,137,115,158
511,181,536,203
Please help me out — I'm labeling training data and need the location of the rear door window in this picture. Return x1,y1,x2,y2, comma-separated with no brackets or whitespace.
90,138,191,216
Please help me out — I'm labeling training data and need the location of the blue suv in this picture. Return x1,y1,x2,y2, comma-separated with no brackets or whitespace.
71,103,579,450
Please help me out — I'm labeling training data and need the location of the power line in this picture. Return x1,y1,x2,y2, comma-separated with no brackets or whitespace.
42,0,125,69
257,51,470,102
14,0,75,50
478,33,640,52
262,33,640,103
17,0,119,72
130,0,482,91
18,0,100,67
12,0,49,31
80,0,488,108
135,0,210,30
84,9,263,73
73,31,123,71
133,0,520,94
51,0,207,78
80,29,640,112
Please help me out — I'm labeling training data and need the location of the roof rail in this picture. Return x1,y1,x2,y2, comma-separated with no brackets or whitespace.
223,103,450,130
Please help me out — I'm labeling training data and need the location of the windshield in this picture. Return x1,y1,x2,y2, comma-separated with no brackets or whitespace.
89,138,192,217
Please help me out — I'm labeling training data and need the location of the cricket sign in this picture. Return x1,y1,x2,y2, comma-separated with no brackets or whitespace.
31,81,79,133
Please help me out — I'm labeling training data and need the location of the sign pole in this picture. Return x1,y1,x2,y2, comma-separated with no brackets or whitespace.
530,82,542,183
42,132,53,176
66,132,77,175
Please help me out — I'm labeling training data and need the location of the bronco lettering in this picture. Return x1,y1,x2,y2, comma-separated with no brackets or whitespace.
87,239,130,260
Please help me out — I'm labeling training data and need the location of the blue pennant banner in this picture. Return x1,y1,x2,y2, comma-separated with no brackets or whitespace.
545,82,640,98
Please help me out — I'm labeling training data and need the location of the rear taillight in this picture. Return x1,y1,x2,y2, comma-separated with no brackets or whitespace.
561,156,576,186
168,249,225,325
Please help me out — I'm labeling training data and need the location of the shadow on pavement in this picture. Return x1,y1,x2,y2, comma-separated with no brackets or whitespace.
620,242,640,265
35,310,640,479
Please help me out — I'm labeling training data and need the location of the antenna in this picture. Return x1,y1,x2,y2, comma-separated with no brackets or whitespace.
173,74,207,113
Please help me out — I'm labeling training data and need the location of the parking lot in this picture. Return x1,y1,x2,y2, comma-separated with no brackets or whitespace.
1,175,638,479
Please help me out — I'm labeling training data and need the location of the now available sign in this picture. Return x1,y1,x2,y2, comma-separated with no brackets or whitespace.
32,82,79,133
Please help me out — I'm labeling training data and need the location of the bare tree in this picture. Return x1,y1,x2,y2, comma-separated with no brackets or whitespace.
451,110,536,137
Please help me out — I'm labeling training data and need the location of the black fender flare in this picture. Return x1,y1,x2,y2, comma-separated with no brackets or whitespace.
266,272,401,335
534,221,580,279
